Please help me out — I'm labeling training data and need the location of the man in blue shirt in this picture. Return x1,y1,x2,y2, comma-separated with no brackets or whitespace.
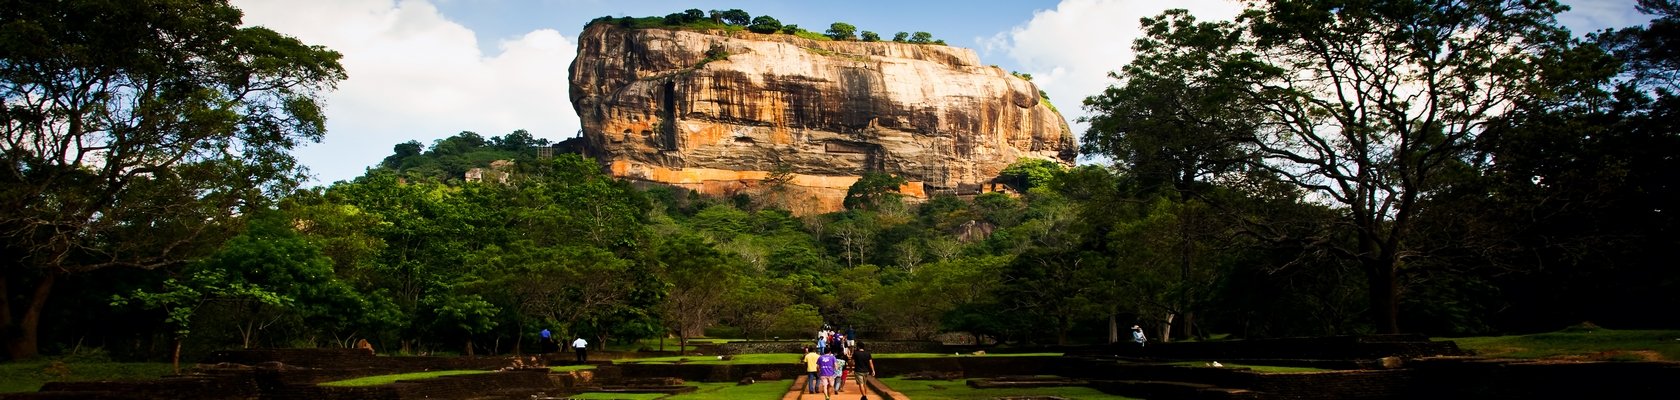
539,329,553,353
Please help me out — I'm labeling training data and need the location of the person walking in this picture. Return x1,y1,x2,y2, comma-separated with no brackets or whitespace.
834,353,849,392
802,347,821,393
1131,325,1147,348
572,337,589,363
816,331,828,355
539,328,553,354
852,347,875,377
817,351,839,400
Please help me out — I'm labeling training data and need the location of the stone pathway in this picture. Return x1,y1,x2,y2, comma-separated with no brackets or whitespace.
783,374,885,400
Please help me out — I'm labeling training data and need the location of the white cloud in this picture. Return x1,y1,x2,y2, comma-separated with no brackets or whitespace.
232,0,578,184
1557,0,1648,35
983,0,1245,160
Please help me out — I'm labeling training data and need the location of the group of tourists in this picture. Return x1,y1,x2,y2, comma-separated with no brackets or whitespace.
802,325,874,400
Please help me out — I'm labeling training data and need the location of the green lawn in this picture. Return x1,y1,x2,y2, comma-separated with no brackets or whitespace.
1448,327,1680,361
0,360,174,394
666,380,791,399
1165,361,1327,373
551,364,597,372
318,370,491,387
881,377,1140,400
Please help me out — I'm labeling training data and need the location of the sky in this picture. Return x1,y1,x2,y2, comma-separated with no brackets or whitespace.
227,0,1652,185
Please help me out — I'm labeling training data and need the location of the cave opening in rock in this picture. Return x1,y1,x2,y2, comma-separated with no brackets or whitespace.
660,81,677,150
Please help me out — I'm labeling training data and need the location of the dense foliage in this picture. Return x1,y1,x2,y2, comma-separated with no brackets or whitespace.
4,0,1677,363
588,9,946,45
1,0,344,360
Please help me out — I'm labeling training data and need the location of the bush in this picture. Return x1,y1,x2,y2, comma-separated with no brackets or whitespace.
747,15,782,34
825,22,857,41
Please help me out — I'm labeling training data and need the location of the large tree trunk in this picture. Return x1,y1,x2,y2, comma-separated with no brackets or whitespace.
172,338,183,374
1107,313,1119,344
1367,260,1400,334
1055,315,1070,346
0,273,11,357
3,273,55,360
1160,313,1175,343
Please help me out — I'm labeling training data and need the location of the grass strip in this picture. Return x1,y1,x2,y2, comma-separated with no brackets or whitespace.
1448,327,1680,361
0,361,173,394
666,380,790,399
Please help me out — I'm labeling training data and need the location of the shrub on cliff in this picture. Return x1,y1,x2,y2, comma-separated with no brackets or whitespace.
747,15,782,33
826,22,858,40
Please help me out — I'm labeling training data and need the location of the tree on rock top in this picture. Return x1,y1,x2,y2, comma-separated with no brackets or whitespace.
748,16,782,34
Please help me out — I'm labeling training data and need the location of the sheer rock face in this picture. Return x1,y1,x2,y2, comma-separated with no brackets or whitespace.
569,24,1075,213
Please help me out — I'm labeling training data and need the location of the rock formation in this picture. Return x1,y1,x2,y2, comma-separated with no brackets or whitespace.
569,23,1076,214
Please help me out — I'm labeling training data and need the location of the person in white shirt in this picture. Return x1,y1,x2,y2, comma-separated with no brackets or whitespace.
572,337,589,363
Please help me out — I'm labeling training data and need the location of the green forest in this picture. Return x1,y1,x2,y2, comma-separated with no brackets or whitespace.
2,0,1677,366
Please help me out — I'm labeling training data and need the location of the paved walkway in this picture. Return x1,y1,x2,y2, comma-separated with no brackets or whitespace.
783,374,884,400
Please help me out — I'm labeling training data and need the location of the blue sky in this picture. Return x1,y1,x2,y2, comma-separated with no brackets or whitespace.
229,0,1650,185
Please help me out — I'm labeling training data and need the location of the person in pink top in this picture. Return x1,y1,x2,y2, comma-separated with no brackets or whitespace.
816,352,839,400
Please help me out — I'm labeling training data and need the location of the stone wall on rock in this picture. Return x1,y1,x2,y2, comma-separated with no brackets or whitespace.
569,23,1076,214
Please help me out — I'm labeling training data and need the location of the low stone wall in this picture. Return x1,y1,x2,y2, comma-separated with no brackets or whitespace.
715,340,943,355
9,350,595,400
19,376,260,400
872,356,1059,378
607,363,800,383
1409,357,1680,398
1072,334,1465,360
200,348,515,374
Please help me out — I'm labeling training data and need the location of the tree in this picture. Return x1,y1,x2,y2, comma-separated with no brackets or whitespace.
843,172,907,211
112,268,284,373
908,32,934,44
826,22,858,41
892,32,910,42
748,16,783,34
999,158,1066,192
1000,247,1107,345
1216,0,1577,333
1080,10,1259,340
664,13,687,25
112,211,353,371
656,235,741,354
683,9,707,23
1081,10,1256,194
718,9,752,26
0,0,344,359
1599,0,1680,91
861,31,881,42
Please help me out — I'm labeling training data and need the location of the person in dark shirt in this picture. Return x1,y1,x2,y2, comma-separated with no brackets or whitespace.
852,347,875,376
